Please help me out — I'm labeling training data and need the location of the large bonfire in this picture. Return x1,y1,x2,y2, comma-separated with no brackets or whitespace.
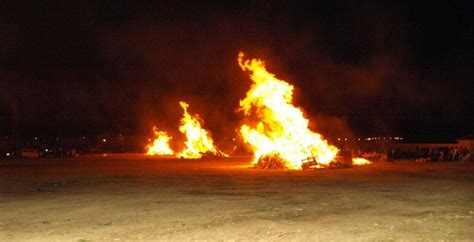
238,52,369,169
177,101,227,159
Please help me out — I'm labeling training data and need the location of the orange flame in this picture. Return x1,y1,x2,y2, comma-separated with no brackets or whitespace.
238,52,339,169
352,157,372,165
177,101,227,159
146,127,174,155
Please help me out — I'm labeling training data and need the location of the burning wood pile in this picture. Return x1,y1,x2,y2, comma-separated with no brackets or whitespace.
146,101,228,159
255,153,366,170
146,51,371,169
254,153,287,169
146,128,174,156
176,101,227,159
238,52,371,169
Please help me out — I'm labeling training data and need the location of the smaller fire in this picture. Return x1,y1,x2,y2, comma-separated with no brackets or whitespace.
352,157,372,165
146,127,174,156
177,101,227,159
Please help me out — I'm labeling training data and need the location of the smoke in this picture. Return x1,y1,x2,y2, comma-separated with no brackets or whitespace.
1,1,472,140
97,15,249,140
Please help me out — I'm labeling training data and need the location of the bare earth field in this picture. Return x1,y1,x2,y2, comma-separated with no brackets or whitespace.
0,155,473,241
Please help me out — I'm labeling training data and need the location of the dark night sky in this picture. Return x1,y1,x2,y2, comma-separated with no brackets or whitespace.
1,0,473,141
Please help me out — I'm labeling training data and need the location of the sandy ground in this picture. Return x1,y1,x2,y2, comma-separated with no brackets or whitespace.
0,155,473,241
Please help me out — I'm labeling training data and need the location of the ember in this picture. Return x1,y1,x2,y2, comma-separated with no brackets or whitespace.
352,157,372,165
254,153,286,169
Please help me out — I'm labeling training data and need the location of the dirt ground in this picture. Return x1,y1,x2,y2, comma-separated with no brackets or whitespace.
0,155,473,241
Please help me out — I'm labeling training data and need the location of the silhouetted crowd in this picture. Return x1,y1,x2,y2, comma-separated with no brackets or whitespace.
389,146,472,162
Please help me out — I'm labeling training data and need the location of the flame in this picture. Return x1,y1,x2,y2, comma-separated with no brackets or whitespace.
352,157,372,165
177,101,227,159
146,127,174,155
238,52,339,170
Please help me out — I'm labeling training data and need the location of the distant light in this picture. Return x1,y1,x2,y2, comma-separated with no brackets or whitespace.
4,136,8,139
358,138,361,141
102,138,107,143
148,138,151,142
400,137,403,140
344,138,347,141
337,138,341,141
56,137,60,140
6,153,10,156
82,136,86,139
34,137,38,140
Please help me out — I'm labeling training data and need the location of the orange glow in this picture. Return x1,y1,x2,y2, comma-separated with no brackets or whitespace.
177,101,227,159
146,127,174,155
352,157,372,165
237,52,339,170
